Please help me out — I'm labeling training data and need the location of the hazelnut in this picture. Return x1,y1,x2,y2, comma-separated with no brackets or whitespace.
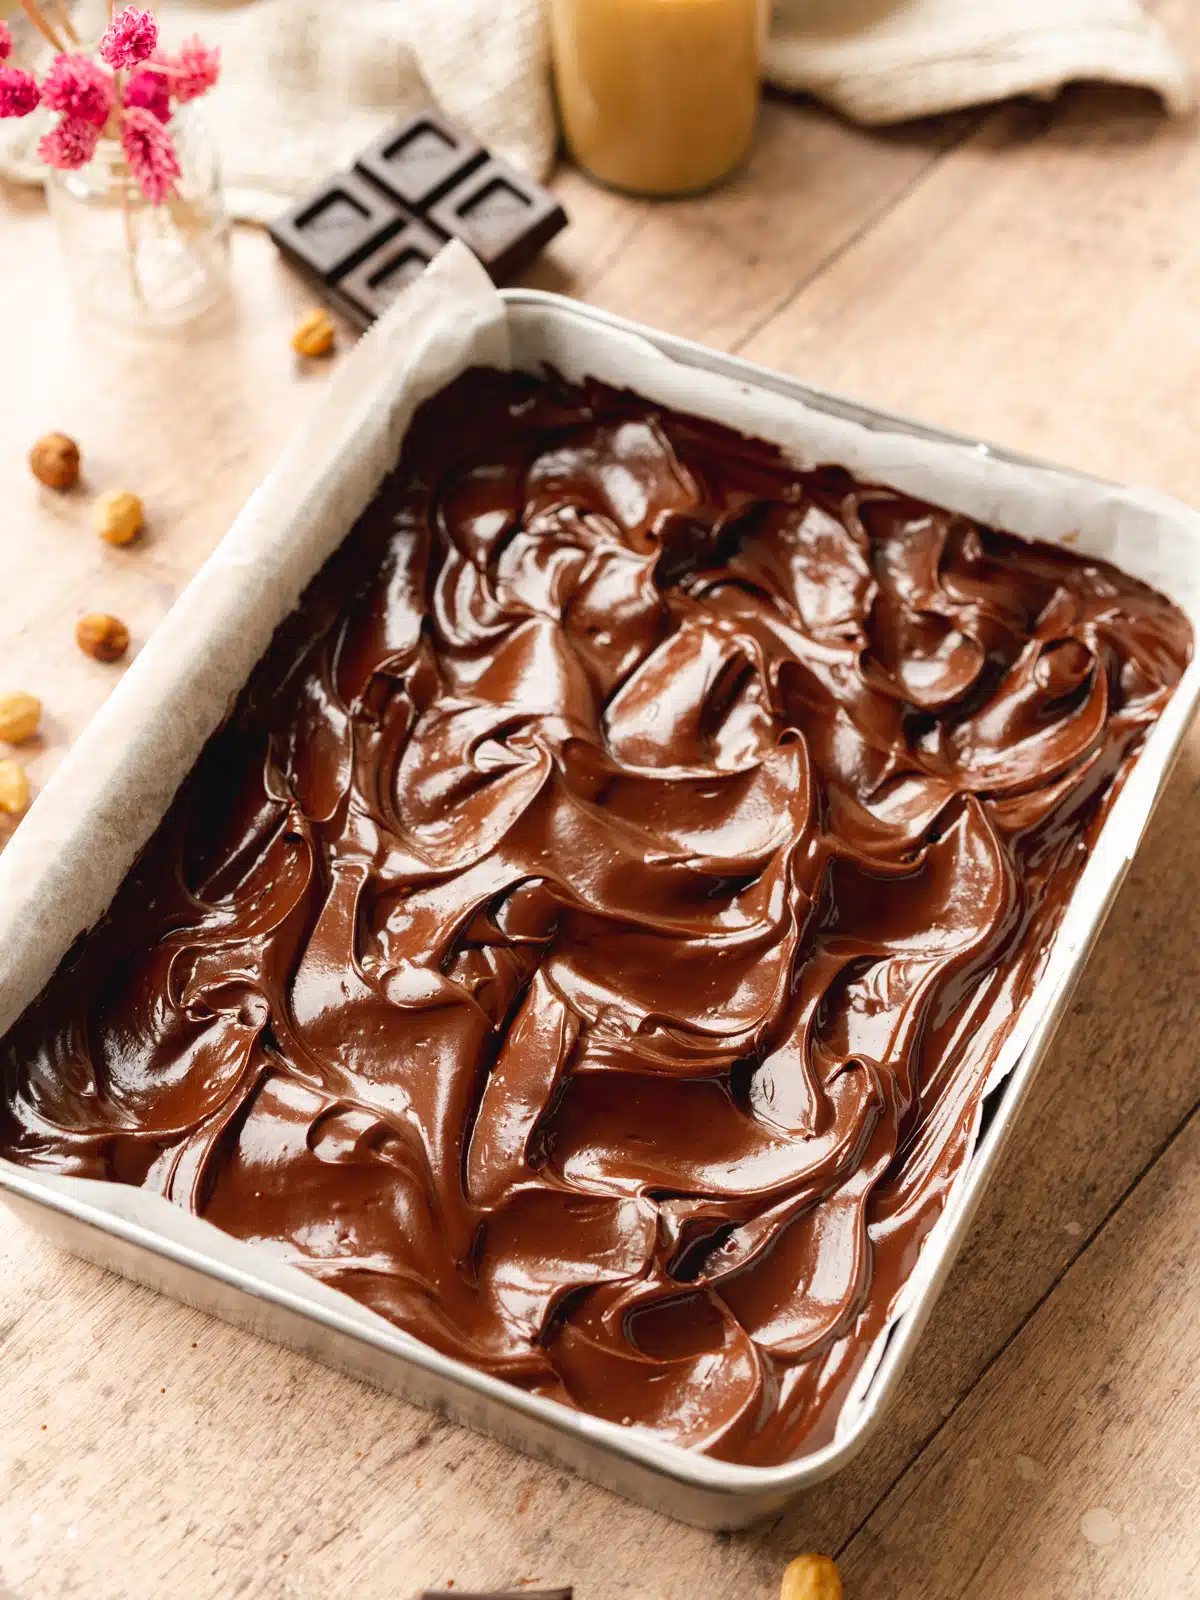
76,612,130,662
0,690,42,745
0,758,30,817
30,431,81,491
781,1554,843,1600
292,307,336,358
94,489,144,546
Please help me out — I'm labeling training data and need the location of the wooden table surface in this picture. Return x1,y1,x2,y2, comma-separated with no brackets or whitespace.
3,8,1200,1596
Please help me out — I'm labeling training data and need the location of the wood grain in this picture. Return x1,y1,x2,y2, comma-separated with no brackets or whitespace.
1,1228,782,1600
838,1108,1200,1599
526,97,976,349
741,45,1200,498
0,203,318,848
3,35,1200,1596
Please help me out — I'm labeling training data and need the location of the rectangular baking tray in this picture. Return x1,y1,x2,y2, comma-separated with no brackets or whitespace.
3,282,1199,1531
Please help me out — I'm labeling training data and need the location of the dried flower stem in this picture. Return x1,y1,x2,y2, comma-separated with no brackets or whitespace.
166,190,204,235
18,0,65,53
118,164,147,307
52,0,81,47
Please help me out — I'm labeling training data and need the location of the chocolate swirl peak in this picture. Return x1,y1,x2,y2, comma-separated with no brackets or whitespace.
1,370,1189,1465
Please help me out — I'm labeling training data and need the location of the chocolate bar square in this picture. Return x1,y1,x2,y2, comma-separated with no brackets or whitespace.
426,158,568,282
336,221,448,324
356,109,487,211
269,109,568,320
270,170,408,281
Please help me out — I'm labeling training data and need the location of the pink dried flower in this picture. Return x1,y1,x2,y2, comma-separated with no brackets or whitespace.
124,68,170,124
0,65,40,119
41,54,116,129
155,35,219,103
39,116,101,170
120,104,180,203
0,20,12,61
99,7,158,70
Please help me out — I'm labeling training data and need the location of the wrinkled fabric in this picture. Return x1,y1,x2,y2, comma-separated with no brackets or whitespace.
1,369,1190,1463
767,0,1191,125
0,1,1188,216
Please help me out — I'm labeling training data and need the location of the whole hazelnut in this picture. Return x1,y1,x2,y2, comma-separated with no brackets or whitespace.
30,432,81,491
94,489,144,546
781,1554,843,1600
0,690,42,745
76,612,130,662
292,307,336,358
0,758,30,817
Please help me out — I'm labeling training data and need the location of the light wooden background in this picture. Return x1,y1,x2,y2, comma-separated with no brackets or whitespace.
2,3,1199,1594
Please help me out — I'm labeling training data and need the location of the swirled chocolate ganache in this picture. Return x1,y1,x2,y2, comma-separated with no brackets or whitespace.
2,369,1190,1463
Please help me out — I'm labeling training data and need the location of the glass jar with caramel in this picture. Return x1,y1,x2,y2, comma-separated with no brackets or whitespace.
548,0,767,197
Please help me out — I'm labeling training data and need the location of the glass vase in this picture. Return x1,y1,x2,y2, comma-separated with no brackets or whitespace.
45,105,232,332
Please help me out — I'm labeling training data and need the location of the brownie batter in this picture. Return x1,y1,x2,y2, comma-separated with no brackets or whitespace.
1,369,1190,1464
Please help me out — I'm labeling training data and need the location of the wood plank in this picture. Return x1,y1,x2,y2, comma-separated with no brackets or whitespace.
0,1220,784,1600
525,97,974,349
837,1109,1200,1599
0,208,319,849
739,30,1200,501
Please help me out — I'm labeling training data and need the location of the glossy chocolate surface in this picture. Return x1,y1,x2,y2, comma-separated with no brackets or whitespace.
1,371,1190,1465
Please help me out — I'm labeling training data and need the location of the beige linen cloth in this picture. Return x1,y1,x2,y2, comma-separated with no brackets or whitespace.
0,0,1191,220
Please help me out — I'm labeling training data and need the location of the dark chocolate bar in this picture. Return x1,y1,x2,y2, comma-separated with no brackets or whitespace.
269,108,567,325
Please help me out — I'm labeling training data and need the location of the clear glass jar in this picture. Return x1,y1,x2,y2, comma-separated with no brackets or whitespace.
548,0,767,197
45,105,232,332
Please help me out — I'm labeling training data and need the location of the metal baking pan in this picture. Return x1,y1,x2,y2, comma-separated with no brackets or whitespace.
3,287,1198,1531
